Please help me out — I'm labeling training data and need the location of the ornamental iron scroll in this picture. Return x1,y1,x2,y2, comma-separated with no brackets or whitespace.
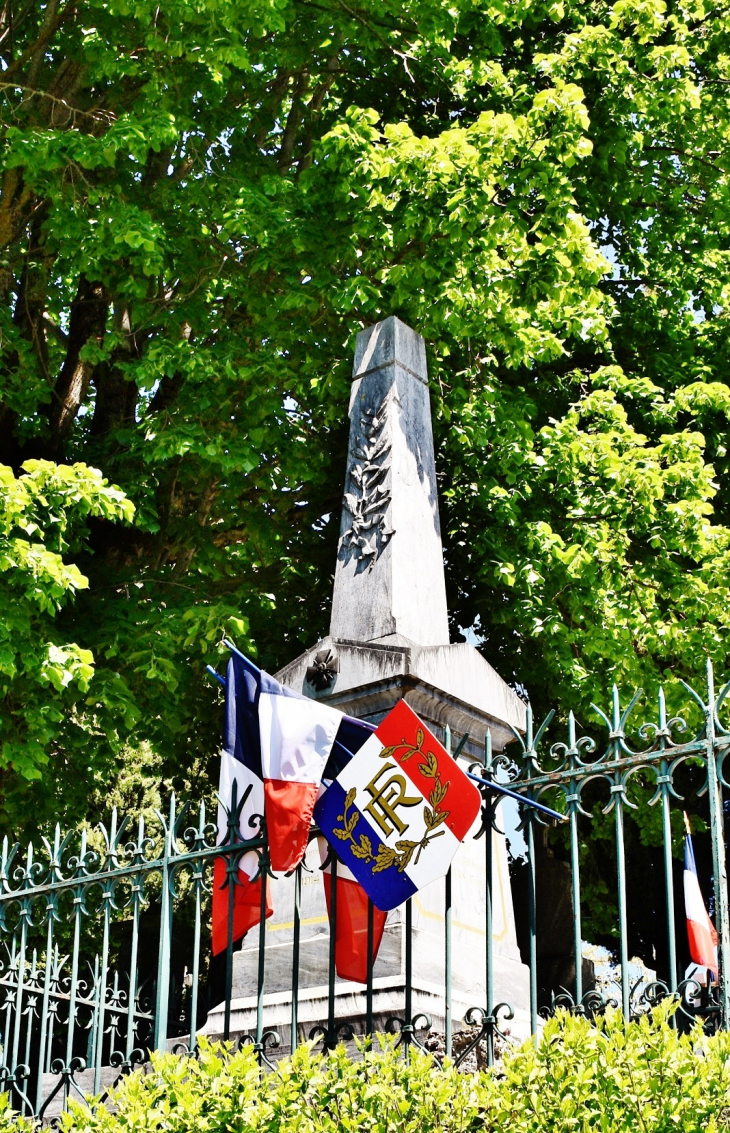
0,661,727,1121
497,659,730,1033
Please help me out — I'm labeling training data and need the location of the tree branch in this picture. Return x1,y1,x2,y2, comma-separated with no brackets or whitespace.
47,275,109,457
4,0,75,83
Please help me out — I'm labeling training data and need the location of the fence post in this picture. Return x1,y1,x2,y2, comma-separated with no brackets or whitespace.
10,844,30,1087
522,705,539,1037
656,689,678,998
154,796,175,1051
705,661,730,1028
444,724,452,1060
188,803,206,1056
290,861,301,1053
484,731,495,1066
564,713,584,1009
125,816,144,1061
65,829,86,1075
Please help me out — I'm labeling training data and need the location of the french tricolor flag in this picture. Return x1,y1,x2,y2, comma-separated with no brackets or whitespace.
212,649,342,955
212,649,387,968
684,820,718,976
318,715,388,983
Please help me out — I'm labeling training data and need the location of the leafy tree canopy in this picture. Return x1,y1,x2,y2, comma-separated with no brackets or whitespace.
0,460,133,796
2,0,730,835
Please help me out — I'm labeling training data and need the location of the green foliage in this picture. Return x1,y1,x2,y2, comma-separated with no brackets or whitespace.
4,1,730,863
23,1006,729,1133
0,1090,34,1132
441,1,730,713
492,1005,730,1133
0,460,134,795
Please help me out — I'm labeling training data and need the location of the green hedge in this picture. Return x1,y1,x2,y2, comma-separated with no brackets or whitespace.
5,1004,730,1132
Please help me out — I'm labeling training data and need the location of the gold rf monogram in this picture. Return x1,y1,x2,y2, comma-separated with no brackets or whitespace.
363,763,422,838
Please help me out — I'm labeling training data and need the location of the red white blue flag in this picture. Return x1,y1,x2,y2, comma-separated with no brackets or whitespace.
314,700,481,912
212,650,388,963
684,822,718,976
317,714,388,982
213,650,342,955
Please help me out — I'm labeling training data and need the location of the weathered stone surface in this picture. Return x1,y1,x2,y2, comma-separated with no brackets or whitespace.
330,317,450,647
276,635,526,758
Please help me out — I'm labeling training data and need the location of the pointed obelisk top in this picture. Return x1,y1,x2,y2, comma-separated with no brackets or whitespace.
329,316,450,646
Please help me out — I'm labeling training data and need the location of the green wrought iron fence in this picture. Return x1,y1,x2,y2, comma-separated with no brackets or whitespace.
509,661,729,1034
0,662,728,1121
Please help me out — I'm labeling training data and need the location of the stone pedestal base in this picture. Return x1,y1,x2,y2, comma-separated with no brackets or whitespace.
276,635,526,760
202,966,532,1058
203,819,531,1053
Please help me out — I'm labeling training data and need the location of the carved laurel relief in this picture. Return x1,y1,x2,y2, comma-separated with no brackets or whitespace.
340,388,395,567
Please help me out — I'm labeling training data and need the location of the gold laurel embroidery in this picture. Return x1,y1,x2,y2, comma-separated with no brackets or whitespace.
332,730,450,874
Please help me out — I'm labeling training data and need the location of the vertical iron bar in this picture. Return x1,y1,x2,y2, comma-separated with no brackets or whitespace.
65,830,85,1069
569,806,583,1006
255,855,268,1050
223,848,235,1043
46,945,59,1073
444,869,452,1059
404,898,413,1061
607,686,631,1019
93,812,117,1091
656,689,677,1000
526,812,538,1036
290,862,301,1055
188,809,205,1056
93,888,111,1093
154,797,175,1051
2,936,15,1080
35,872,56,1114
110,973,121,1057
0,839,8,1080
23,959,34,1094
705,660,730,1027
223,778,239,1043
327,857,337,1043
125,817,144,1059
88,956,99,1076
11,853,30,1077
366,900,374,1042
565,712,583,1009
485,732,494,1067
614,792,630,1018
660,782,677,996
0,850,12,1079
444,722,452,1060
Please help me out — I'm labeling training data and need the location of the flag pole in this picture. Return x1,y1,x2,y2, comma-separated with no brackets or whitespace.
465,770,566,822
206,665,226,688
223,639,261,671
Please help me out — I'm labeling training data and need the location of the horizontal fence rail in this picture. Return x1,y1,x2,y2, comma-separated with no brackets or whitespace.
0,663,727,1120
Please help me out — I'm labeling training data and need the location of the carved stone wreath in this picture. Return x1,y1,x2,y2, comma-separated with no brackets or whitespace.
340,388,395,568
305,649,339,692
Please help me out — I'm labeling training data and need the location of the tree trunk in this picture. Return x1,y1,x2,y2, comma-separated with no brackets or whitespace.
47,275,109,458
89,305,139,439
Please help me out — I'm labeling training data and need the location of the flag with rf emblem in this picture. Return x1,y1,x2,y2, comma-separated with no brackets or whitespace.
314,700,481,912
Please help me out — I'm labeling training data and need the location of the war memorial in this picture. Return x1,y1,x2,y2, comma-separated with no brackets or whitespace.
0,325,727,1120
204,316,532,1048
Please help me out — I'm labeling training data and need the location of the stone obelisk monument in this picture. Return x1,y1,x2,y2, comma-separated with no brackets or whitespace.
204,317,530,1046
